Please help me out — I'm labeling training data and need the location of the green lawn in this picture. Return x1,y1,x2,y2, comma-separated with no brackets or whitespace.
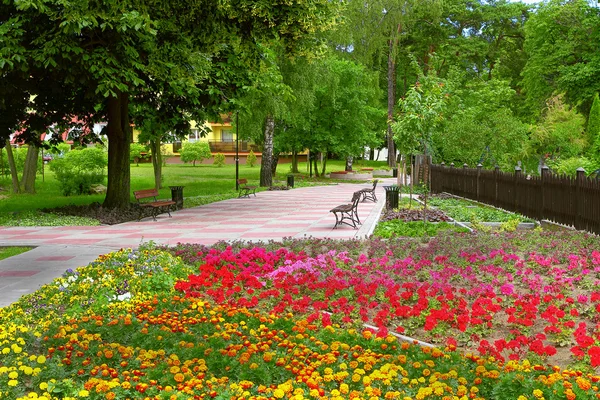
0,159,389,213
0,246,33,260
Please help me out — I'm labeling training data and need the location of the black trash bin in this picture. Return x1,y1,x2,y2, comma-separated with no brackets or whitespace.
383,185,400,210
287,175,295,188
392,168,398,178
169,186,185,210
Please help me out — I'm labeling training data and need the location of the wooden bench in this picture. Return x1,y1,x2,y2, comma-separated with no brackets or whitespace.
133,189,176,221
237,178,257,198
330,191,362,229
358,179,378,203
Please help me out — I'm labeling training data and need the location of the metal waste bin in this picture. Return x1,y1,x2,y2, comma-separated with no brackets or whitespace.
384,185,400,210
169,186,185,210
392,168,398,178
287,175,294,188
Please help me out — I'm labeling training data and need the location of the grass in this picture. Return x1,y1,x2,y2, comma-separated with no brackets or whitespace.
0,246,33,260
0,159,389,213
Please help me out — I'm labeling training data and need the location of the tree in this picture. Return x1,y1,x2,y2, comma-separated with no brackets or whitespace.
589,93,600,164
522,0,600,118
525,95,587,172
392,64,450,183
0,0,339,209
180,142,212,167
336,0,443,167
305,56,382,176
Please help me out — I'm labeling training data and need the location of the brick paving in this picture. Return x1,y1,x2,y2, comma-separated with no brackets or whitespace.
0,179,394,307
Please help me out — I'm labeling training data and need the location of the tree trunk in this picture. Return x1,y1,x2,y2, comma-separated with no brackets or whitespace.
312,155,320,177
260,115,275,187
387,39,397,168
271,153,279,178
5,140,20,194
320,154,327,176
150,139,162,189
291,151,299,173
369,148,375,161
345,156,353,172
21,144,40,194
104,90,132,209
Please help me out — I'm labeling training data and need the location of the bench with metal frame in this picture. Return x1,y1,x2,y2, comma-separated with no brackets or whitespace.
237,178,257,198
330,191,362,229
133,189,176,221
358,179,378,203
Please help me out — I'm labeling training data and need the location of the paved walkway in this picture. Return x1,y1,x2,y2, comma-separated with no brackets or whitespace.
0,179,394,307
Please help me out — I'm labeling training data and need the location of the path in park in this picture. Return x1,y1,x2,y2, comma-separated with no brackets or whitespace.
0,179,394,307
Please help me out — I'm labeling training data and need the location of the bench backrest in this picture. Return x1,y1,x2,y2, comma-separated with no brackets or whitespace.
237,178,248,185
351,191,362,206
372,180,378,190
134,189,159,201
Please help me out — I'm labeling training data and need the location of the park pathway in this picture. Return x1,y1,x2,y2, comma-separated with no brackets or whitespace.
0,180,392,306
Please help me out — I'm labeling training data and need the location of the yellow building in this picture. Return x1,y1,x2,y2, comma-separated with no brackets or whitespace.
134,117,260,164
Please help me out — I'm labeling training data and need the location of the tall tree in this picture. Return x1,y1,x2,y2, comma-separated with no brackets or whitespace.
337,0,443,167
0,0,339,208
589,93,600,164
522,0,600,119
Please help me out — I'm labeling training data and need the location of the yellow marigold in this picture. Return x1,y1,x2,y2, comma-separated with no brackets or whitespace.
273,388,285,398
576,377,592,391
533,389,544,398
78,390,89,397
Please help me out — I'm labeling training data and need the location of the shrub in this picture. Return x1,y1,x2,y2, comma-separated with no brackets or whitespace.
130,143,149,165
213,152,226,167
46,143,71,159
246,150,257,167
180,142,211,166
49,147,107,195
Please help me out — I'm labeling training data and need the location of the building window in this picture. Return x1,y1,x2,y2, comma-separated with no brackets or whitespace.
221,130,233,142
188,129,199,142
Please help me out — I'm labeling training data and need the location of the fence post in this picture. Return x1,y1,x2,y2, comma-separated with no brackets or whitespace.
494,165,499,204
514,166,522,212
540,165,549,222
463,163,468,197
476,163,482,202
575,167,585,230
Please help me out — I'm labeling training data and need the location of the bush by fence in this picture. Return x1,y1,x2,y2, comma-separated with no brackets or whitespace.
431,163,600,234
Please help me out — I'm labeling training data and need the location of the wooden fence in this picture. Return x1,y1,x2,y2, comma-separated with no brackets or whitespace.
430,163,600,235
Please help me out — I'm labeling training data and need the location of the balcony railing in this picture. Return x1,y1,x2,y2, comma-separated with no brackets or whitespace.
208,140,260,153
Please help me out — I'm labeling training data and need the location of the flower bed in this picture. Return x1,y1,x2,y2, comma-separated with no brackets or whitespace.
3,233,600,399
329,171,373,180
427,194,534,223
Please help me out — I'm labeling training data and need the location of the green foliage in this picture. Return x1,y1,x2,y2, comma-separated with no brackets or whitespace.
522,0,600,118
392,64,450,156
179,142,212,166
130,143,149,165
49,147,107,196
246,150,258,167
46,143,71,158
589,93,600,164
499,218,522,233
527,95,587,166
0,211,100,226
435,77,528,169
213,153,226,167
547,156,597,177
373,220,468,238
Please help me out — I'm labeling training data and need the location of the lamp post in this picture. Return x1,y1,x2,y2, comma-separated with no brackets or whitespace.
235,111,239,191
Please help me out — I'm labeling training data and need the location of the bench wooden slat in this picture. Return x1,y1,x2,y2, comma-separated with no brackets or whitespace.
330,191,362,229
237,179,257,198
134,189,176,221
